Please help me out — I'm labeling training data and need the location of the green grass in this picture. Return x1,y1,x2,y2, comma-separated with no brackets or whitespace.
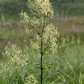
0,24,84,83
0,44,84,83
0,15,84,83
19,45,84,84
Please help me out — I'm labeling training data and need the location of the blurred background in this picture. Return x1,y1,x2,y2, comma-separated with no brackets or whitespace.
0,0,84,60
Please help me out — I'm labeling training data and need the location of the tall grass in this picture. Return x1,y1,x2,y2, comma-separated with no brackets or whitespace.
1,46,84,84
0,33,84,84
22,44,84,84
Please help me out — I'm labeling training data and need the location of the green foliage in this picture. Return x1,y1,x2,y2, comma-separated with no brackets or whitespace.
0,42,28,84
0,0,84,20
24,45,84,84
0,77,5,84
50,0,84,16
57,34,81,53
0,0,28,20
0,34,84,83
0,0,84,84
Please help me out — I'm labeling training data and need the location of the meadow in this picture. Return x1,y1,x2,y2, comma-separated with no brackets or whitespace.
0,0,84,84
0,16,84,84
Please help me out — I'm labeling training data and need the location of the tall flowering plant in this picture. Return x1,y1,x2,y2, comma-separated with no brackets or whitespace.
0,42,28,84
20,0,58,83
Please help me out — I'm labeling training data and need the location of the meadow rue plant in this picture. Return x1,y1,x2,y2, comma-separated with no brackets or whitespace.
20,0,54,33
20,0,58,84
1,42,28,83
2,42,28,69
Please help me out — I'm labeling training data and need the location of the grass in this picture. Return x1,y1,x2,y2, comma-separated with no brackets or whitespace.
0,0,84,83
22,45,84,84
0,30,84,83
0,16,84,83
0,44,84,83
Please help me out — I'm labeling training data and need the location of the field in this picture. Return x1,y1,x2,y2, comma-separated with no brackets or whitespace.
0,15,84,83
0,0,84,84
1,46,84,84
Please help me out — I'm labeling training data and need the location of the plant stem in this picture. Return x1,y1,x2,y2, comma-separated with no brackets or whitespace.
41,28,43,84
41,16,45,84
41,42,43,84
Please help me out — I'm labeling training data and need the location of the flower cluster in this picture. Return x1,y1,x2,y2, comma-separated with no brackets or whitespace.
20,0,54,34
30,23,58,53
43,23,58,52
28,0,54,18
25,74,38,84
20,12,31,34
1,42,28,74
20,12,41,34
30,34,41,51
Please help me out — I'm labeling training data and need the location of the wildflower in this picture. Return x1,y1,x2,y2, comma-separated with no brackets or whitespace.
25,74,38,84
2,42,28,74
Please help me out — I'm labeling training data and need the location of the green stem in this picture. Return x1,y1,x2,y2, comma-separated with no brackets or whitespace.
13,65,19,84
